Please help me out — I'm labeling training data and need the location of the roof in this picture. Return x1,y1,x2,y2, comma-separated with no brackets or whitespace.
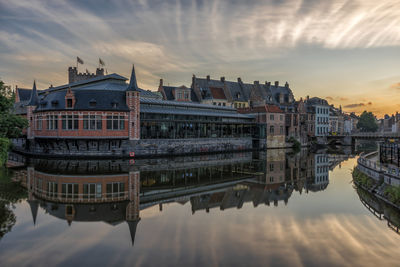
238,104,284,114
17,88,33,101
27,81,39,106
43,73,127,93
140,97,236,112
35,90,130,112
225,81,247,102
126,64,139,91
209,87,226,100
162,86,176,101
306,97,329,106
265,104,284,113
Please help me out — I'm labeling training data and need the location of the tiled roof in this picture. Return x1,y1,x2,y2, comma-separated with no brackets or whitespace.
209,87,226,100
238,104,283,114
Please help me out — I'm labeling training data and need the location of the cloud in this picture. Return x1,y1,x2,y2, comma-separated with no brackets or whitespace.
390,82,400,90
344,102,372,108
326,96,348,101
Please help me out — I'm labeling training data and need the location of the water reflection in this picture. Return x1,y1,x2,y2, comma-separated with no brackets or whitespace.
3,149,355,248
355,184,400,235
2,149,400,266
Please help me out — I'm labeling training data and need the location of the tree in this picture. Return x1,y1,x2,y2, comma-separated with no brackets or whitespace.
0,80,28,138
357,111,378,132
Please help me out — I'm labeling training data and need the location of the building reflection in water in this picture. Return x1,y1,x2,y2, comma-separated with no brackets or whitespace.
9,150,352,246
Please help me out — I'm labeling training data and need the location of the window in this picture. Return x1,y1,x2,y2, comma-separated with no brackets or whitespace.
280,115,283,121
106,182,125,198
223,103,226,106
270,163,274,171
66,99,73,108
270,125,274,134
62,114,79,130
61,183,79,199
280,126,284,134
270,114,274,120
106,115,125,130
270,176,274,182
83,114,102,130
83,183,102,199
184,92,189,100
177,92,182,99
46,115,58,130
47,182,58,198
36,116,42,130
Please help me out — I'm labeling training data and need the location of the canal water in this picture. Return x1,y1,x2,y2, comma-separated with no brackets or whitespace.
0,149,399,267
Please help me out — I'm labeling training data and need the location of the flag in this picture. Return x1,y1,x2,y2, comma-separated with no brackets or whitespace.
99,58,105,66
77,56,84,64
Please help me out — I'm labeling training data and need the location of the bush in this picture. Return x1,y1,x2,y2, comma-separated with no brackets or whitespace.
384,186,400,205
0,138,10,166
352,167,375,189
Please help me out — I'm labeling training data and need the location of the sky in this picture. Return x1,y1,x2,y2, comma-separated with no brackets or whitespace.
1,0,400,117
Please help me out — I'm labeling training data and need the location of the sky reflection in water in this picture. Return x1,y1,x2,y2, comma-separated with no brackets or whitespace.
0,152,399,267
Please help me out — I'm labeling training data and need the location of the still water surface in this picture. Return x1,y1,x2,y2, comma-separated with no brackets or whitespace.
0,149,399,267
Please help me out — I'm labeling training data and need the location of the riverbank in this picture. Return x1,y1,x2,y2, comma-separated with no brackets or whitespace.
354,153,400,211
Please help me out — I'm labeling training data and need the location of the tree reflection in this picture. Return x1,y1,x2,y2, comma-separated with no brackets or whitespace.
0,168,27,239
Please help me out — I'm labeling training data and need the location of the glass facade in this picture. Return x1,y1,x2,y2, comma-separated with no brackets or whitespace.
140,112,257,139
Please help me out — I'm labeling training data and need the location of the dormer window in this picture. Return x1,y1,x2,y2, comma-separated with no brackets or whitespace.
67,99,73,108
89,99,97,107
236,92,240,99
111,100,118,108
51,100,59,107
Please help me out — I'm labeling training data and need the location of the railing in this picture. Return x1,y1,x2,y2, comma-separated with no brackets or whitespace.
352,132,400,138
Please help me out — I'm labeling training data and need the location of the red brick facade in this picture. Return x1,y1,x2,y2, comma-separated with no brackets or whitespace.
126,91,140,140
33,111,129,138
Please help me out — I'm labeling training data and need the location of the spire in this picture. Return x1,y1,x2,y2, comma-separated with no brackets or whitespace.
27,80,39,106
27,199,39,226
127,64,139,91
127,220,140,246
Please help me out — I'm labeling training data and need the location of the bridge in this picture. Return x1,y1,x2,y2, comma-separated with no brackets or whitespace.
326,132,400,146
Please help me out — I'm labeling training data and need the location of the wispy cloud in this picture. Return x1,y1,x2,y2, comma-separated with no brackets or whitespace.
344,102,372,108
1,0,400,119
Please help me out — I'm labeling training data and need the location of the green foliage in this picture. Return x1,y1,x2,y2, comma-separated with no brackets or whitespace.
357,111,378,132
0,113,28,138
0,168,27,239
0,138,10,166
0,80,28,138
352,167,375,189
288,136,301,151
384,186,400,205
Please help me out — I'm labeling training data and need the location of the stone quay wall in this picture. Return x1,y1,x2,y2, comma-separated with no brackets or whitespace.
12,137,253,158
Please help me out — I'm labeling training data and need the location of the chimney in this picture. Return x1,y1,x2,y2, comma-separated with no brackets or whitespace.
306,95,309,101
220,77,225,82
237,77,242,83
267,82,271,87
254,81,259,85
159,79,163,87
206,75,210,81
275,81,279,87
285,82,289,88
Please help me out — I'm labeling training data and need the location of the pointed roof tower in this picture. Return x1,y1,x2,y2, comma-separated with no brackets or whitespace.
126,64,139,91
27,199,39,225
27,80,39,106
127,219,140,246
